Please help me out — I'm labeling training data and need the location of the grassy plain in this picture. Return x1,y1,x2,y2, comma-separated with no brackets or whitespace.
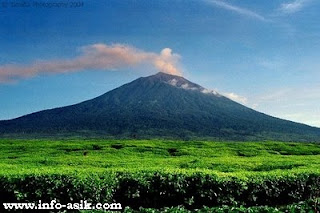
0,139,320,177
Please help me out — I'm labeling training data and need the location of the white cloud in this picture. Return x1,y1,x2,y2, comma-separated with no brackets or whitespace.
279,0,310,14
180,83,198,90
168,78,178,86
223,92,248,105
201,88,219,96
199,87,247,104
205,0,266,21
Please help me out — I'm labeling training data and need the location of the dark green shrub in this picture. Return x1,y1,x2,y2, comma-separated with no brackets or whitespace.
0,172,319,211
111,144,124,150
113,172,320,209
92,144,103,150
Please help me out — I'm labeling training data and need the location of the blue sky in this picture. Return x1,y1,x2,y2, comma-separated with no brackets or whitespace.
0,0,320,127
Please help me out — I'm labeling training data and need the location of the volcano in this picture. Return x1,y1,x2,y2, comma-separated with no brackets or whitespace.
1,72,320,141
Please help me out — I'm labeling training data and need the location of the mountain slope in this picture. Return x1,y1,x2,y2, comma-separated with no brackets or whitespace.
1,72,320,141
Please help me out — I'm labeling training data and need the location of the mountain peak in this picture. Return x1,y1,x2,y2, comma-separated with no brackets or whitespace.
154,72,179,77
149,72,184,81
145,72,220,96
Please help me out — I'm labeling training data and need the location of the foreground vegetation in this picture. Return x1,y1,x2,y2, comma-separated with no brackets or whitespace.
89,199,320,212
0,139,319,211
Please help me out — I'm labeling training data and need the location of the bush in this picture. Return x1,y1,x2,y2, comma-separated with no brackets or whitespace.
120,198,320,212
0,174,116,206
0,172,319,211
113,172,320,208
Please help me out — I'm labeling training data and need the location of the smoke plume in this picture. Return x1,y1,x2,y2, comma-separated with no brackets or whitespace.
0,43,182,83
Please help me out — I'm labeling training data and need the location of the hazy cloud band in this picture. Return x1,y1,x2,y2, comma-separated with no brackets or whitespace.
205,0,266,21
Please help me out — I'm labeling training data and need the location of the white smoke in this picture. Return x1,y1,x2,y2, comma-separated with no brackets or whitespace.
0,43,183,83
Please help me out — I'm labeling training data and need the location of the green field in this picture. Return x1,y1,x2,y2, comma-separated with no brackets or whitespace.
1,139,320,212
1,139,320,176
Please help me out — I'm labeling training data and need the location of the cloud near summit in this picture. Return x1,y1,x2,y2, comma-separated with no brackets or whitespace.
0,43,182,83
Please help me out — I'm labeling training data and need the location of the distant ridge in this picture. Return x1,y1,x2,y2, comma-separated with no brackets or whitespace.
1,72,320,141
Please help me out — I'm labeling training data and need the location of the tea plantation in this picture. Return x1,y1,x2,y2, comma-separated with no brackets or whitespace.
0,139,319,212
